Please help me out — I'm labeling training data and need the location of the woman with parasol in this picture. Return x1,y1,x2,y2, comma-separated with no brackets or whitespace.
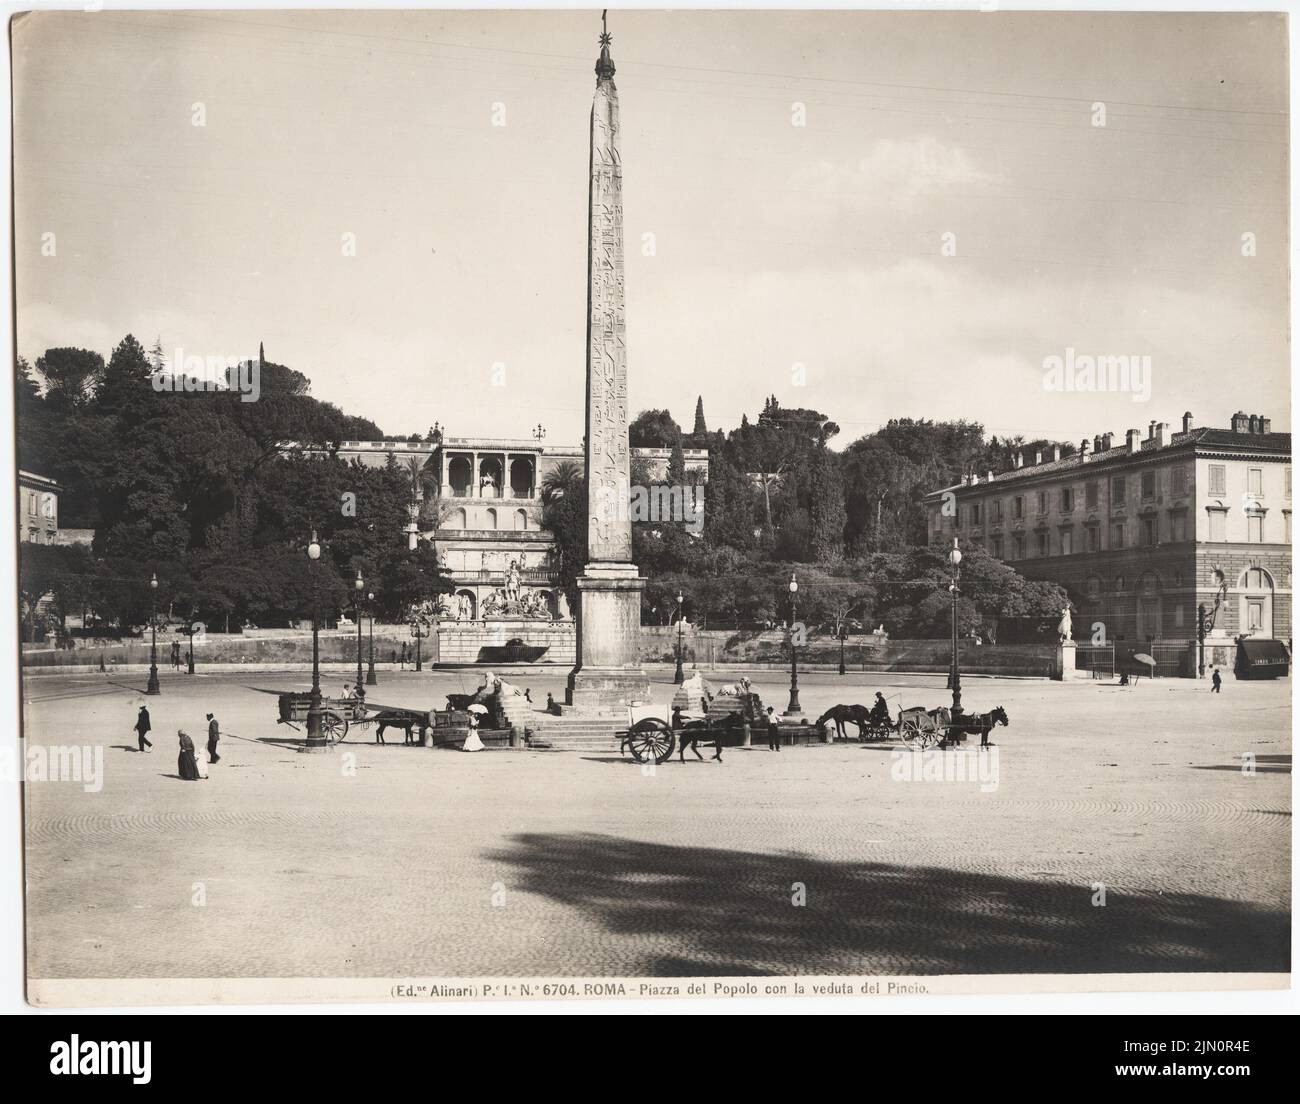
463,705,487,752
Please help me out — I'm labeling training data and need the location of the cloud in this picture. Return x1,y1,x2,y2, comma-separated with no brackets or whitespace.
791,136,997,213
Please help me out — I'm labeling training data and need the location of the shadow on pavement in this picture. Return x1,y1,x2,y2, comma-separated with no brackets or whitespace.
487,832,1290,976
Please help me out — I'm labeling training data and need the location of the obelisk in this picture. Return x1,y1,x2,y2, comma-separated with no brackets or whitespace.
566,14,650,709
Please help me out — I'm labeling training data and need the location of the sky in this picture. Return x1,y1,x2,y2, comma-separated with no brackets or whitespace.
11,8,1291,447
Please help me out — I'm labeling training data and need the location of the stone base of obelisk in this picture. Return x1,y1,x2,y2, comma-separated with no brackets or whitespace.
566,562,651,710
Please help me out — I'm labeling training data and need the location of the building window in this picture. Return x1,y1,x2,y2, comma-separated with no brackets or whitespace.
1209,465,1226,496
1248,468,1263,496
1171,512,1186,542
1012,496,1023,520
992,500,1003,523
27,493,36,516
1111,522,1125,548
1141,471,1155,499
971,503,981,525
1111,476,1126,505
1286,467,1292,499
1086,525,1099,552
1012,534,1025,559
1085,482,1098,508
1139,516,1156,545
1172,467,1187,496
1208,509,1226,542
1061,529,1073,556
1061,488,1073,512
1086,577,1101,601
1247,514,1263,543
1036,531,1049,556
992,536,1003,559
1036,491,1047,515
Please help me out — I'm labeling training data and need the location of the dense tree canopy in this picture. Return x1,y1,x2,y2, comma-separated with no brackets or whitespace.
18,339,449,634
19,342,1067,641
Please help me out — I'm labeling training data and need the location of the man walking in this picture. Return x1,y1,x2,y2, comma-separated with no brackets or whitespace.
206,712,221,763
134,705,153,752
766,706,781,752
1211,667,1223,693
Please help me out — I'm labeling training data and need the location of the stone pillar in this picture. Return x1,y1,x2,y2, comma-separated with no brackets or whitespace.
566,25,650,711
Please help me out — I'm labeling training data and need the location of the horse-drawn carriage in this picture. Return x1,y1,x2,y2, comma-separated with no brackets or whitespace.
623,692,765,764
818,699,1009,748
276,691,369,742
272,690,436,744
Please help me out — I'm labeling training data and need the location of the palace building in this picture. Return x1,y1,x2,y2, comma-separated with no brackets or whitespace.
925,412,1291,667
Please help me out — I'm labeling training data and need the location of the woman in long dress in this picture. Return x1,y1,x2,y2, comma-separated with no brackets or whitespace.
177,730,202,780
462,712,484,753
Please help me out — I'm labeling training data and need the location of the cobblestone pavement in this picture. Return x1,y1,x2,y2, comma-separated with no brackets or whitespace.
21,668,1291,980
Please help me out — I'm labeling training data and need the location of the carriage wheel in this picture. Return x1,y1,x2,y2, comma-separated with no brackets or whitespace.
627,718,675,764
900,718,923,748
321,710,349,744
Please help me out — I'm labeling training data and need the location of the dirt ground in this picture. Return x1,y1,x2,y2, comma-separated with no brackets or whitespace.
21,667,1291,983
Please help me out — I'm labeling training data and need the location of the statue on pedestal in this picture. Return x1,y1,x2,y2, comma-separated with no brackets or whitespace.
505,559,522,605
1057,607,1073,642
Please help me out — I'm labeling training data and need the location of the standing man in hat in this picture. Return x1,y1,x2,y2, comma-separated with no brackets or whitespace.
134,705,153,752
206,712,221,763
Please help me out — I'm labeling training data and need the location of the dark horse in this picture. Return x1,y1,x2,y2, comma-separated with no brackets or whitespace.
947,706,1009,748
676,713,745,762
373,710,425,745
815,704,872,740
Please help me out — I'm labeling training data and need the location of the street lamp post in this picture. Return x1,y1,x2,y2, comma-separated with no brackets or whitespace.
366,590,378,686
304,530,328,750
784,573,802,717
673,590,685,684
947,538,963,717
838,617,848,676
1197,603,1207,678
146,573,160,695
353,570,365,703
186,616,195,675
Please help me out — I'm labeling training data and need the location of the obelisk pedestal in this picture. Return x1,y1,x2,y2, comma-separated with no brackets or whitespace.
566,24,650,710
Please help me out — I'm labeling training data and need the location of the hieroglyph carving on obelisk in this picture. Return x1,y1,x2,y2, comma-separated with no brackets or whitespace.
585,25,632,563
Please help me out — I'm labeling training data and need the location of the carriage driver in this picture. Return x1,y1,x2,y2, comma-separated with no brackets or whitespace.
868,692,891,729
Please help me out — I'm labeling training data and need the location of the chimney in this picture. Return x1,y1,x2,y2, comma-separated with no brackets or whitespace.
1249,414,1259,434
1079,438,1092,462
986,470,994,483
1050,444,1061,462
1093,435,1102,453
1101,432,1114,451
1155,422,1169,448
1148,420,1157,440
1013,453,1023,470
1034,449,1043,465
1126,428,1141,453
1262,417,1271,434
1182,411,1194,434
1231,411,1249,433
